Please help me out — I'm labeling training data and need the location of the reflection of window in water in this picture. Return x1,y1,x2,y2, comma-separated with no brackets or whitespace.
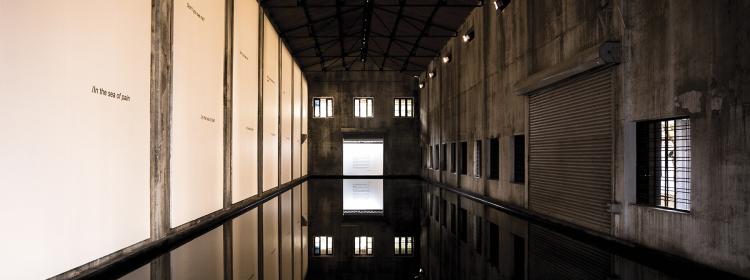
343,179,384,215
394,237,413,256
354,236,373,256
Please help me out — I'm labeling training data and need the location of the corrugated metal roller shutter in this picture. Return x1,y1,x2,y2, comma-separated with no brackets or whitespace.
528,68,613,233
528,224,611,280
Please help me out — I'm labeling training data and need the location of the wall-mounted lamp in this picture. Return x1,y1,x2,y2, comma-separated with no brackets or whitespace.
493,0,511,11
419,82,425,89
442,54,451,64
428,72,435,78
462,30,474,43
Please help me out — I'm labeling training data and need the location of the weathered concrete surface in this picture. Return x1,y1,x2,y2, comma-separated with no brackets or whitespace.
308,72,420,176
420,0,750,276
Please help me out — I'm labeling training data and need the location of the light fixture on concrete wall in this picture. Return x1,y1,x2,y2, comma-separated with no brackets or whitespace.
493,0,510,11
442,54,451,64
428,71,435,78
462,30,474,43
419,82,425,89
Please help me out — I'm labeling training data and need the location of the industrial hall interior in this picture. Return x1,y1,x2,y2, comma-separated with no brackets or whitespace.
1,0,749,279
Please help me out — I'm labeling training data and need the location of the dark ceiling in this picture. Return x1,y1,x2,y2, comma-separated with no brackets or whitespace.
262,0,482,76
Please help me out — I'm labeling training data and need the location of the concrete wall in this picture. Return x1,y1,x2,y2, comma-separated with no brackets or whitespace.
420,0,750,276
308,72,420,176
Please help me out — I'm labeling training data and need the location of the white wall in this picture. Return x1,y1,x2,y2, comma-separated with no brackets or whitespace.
170,0,226,227
0,1,151,278
263,16,280,192
343,141,384,175
232,0,260,203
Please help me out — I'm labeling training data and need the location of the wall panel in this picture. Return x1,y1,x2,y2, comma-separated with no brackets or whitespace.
232,0,260,203
171,0,226,227
233,209,259,280
301,183,309,278
301,79,309,176
280,46,294,184
293,64,303,179
281,191,294,280
171,225,224,279
293,187,303,280
262,16,279,192
263,197,280,280
0,2,151,278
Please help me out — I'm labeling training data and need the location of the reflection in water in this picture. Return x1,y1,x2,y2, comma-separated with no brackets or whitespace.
116,180,697,279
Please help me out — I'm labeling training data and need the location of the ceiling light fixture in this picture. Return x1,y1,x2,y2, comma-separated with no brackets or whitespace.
462,31,474,43
493,0,511,11
419,82,425,89
428,72,435,78
442,54,451,64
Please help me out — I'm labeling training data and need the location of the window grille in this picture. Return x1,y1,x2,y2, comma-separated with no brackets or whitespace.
354,236,373,256
313,97,334,118
394,98,414,117
394,237,413,255
313,236,333,256
636,118,691,211
354,97,373,118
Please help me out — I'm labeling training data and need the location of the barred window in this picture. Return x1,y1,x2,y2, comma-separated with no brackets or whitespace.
354,97,373,118
313,236,333,256
636,118,691,211
394,97,414,117
354,236,373,256
313,97,334,118
394,237,413,256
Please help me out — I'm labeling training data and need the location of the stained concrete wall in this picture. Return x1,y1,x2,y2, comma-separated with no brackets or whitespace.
420,0,750,276
308,72,420,176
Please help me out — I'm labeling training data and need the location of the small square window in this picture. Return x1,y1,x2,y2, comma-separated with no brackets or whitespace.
394,236,414,256
313,236,333,256
636,118,691,211
313,97,334,118
394,98,414,117
354,97,374,118
354,236,373,256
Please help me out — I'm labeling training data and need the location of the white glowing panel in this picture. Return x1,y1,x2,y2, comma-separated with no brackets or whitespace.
280,45,293,184
232,0,260,203
171,0,226,227
262,16,279,191
343,179,384,211
0,2,150,279
343,140,384,175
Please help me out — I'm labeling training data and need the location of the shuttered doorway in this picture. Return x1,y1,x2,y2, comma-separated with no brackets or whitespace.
528,68,613,233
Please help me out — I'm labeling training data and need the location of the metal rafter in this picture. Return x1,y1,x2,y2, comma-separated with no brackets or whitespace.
374,5,457,36
336,0,348,70
402,1,442,71
380,0,405,71
300,0,325,71
359,0,374,64
279,6,361,35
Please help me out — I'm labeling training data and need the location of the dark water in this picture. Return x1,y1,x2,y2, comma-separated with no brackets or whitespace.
115,179,726,280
